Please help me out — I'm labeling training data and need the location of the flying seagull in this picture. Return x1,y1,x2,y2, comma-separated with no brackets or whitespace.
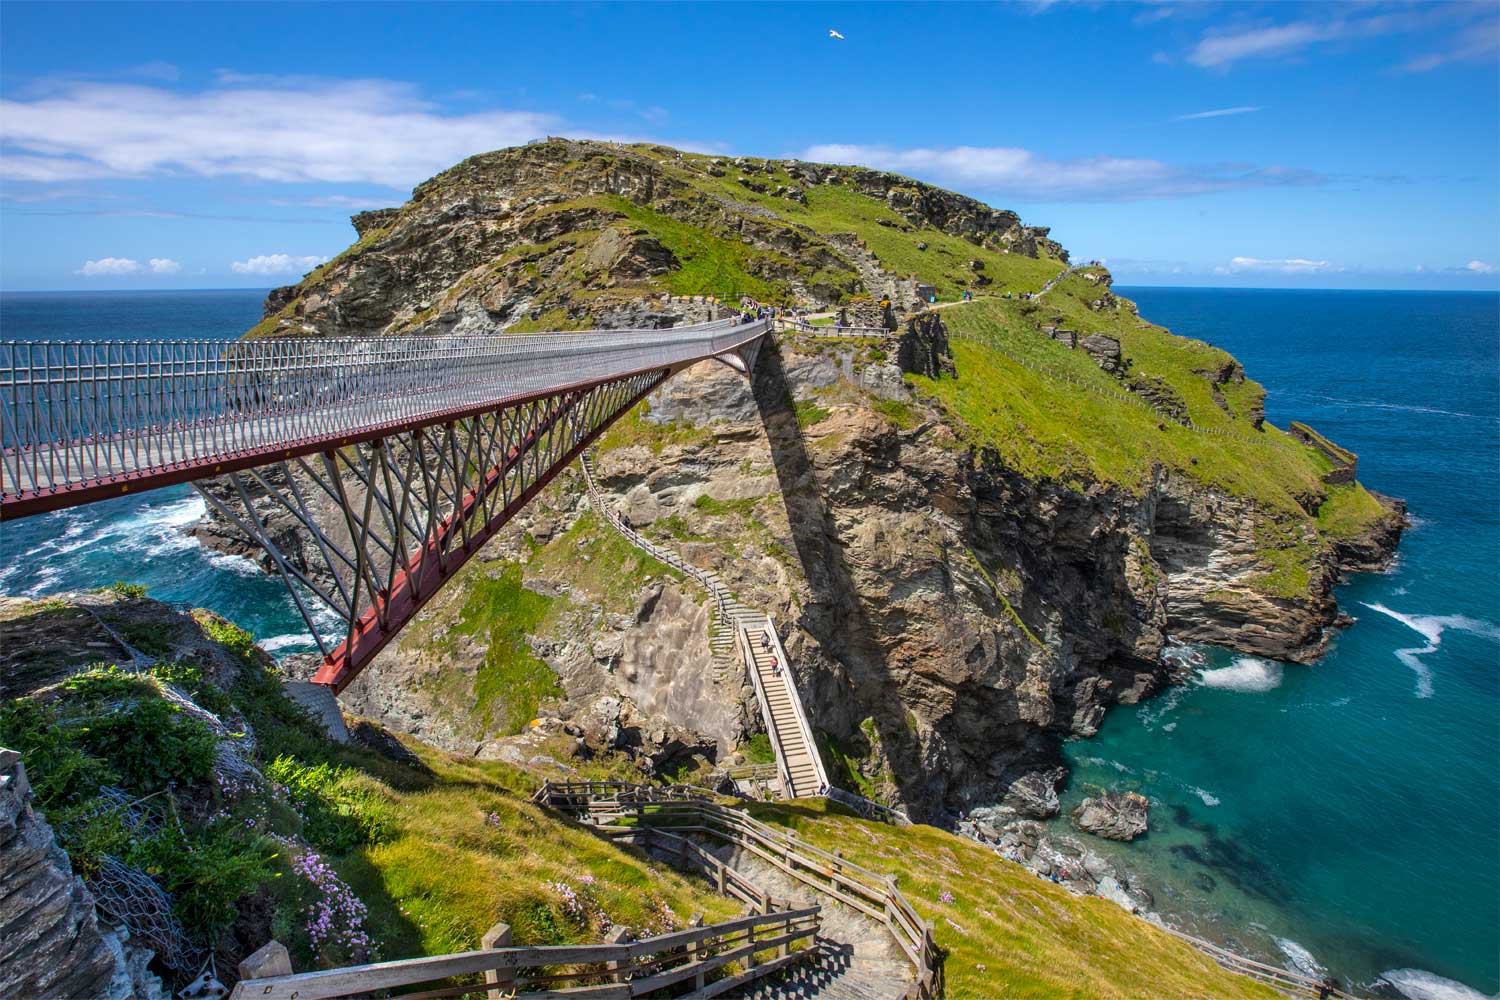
829,29,844,39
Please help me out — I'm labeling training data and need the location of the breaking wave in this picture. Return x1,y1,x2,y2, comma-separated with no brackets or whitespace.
1363,603,1500,698
1381,969,1497,1000
1197,657,1283,693
1276,938,1326,978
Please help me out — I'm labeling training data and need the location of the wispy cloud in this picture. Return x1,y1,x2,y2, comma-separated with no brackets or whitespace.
231,253,328,276
1173,105,1263,121
149,258,181,274
798,143,1323,202
0,77,555,187
1216,256,1344,275
1399,19,1500,73
1185,8,1497,71
1188,21,1342,68
1462,259,1496,275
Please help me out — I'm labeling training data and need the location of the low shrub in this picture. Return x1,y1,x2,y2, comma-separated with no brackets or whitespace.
74,697,218,793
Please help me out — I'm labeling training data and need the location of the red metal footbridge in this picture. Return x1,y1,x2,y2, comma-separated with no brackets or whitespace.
1,318,770,691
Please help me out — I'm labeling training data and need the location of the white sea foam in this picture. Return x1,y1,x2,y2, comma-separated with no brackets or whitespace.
1079,756,1133,775
204,549,265,577
1363,602,1500,698
1161,721,1177,732
1381,968,1497,1000
1197,657,1283,693
1185,784,1220,807
1276,937,1326,978
1140,683,1189,729
258,633,311,653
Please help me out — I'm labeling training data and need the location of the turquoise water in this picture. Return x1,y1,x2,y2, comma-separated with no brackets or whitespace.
2,288,1496,995
1068,288,1498,997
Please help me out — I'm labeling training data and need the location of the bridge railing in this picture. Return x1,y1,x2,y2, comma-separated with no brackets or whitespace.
1,318,768,505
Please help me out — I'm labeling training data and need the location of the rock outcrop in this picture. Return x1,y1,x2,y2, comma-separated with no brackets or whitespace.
1071,790,1151,841
0,752,126,1000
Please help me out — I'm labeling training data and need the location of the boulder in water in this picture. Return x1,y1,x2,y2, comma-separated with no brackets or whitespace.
1070,791,1150,841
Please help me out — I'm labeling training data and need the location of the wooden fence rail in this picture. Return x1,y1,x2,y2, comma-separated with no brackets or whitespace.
229,908,819,1000
538,781,940,1000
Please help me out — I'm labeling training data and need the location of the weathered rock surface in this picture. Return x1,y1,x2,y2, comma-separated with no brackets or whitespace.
1071,790,1151,841
0,753,129,1000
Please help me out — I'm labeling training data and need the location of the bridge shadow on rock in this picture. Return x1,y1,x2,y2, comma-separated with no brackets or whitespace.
750,344,932,817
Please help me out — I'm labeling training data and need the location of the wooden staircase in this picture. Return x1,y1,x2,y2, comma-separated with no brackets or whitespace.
740,618,828,800
579,451,829,800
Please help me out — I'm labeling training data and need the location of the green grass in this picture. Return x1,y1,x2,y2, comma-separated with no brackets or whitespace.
603,195,790,302
1316,482,1389,537
742,732,775,764
871,397,919,429
741,800,1281,1000
596,401,714,455
692,494,761,517
793,398,832,428
529,509,681,615
914,294,1392,603
442,562,559,735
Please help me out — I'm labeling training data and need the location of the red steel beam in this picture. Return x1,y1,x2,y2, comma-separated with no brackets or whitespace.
312,369,674,693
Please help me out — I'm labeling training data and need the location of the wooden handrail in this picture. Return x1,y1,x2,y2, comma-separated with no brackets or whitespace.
538,782,940,999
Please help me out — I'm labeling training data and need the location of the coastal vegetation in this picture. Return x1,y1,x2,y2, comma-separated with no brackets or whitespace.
1,593,1284,997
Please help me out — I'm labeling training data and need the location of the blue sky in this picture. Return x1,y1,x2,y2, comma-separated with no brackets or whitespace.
2,1,1496,291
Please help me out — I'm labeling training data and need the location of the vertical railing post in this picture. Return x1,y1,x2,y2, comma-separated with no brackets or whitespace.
481,922,514,999
604,926,633,983
687,913,706,989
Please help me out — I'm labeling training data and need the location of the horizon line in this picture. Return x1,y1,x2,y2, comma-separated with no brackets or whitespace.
2,283,1498,296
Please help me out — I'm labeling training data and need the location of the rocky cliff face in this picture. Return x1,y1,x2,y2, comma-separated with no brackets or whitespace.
0,752,136,1000
197,141,1402,827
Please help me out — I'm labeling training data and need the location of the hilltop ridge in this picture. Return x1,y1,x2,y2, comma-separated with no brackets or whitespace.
249,137,1066,338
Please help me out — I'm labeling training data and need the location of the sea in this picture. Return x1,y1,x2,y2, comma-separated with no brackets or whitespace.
2,287,1497,998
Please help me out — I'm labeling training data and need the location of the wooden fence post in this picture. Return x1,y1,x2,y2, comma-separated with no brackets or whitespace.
605,926,634,983
688,913,706,989
482,922,514,999
237,940,292,981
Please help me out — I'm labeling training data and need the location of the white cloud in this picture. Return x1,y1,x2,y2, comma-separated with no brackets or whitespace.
149,258,181,274
1399,20,1500,73
0,78,555,187
231,253,327,276
1173,106,1264,121
1186,9,1496,70
1464,259,1496,274
1217,256,1344,275
1188,21,1338,68
798,143,1323,202
77,257,141,276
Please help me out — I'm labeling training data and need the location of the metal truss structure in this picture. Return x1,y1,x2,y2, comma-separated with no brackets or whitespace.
2,318,768,689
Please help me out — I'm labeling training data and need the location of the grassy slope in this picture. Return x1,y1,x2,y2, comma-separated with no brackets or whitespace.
912,289,1388,594
652,151,1066,300
2,595,1287,996
745,799,1279,1000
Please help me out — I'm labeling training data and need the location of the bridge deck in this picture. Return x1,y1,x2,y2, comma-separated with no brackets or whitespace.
1,318,766,518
